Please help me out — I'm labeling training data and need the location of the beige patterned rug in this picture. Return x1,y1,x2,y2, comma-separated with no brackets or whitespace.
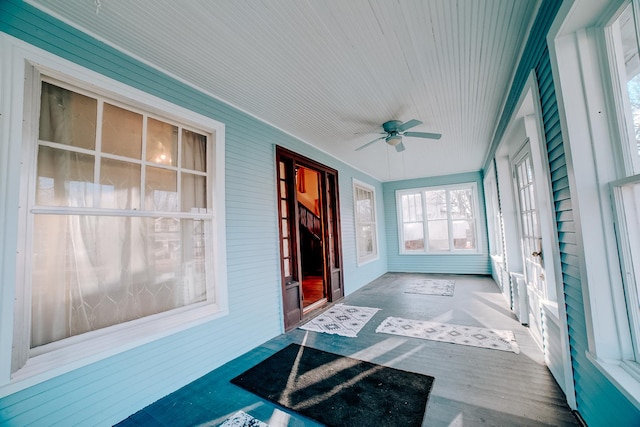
219,411,268,427
376,316,520,353
299,304,380,337
405,279,455,296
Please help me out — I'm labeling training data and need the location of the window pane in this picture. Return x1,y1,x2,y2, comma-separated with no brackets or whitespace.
425,190,447,219
147,118,177,166
428,219,449,251
621,4,640,162
30,215,208,348
358,224,374,256
356,192,373,221
402,193,423,222
404,222,424,250
453,219,476,249
102,103,142,159
36,146,95,207
450,188,474,220
39,82,97,149
181,172,206,212
100,158,141,210
145,166,178,211
182,129,207,172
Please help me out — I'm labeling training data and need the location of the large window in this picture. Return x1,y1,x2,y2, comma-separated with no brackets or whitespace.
353,180,378,264
397,183,480,254
609,1,640,366
10,65,226,377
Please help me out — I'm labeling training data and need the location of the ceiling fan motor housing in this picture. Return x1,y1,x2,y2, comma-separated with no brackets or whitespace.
382,120,403,133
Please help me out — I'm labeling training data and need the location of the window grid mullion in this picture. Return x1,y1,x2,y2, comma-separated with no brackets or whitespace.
177,126,182,212
422,191,429,253
447,189,453,251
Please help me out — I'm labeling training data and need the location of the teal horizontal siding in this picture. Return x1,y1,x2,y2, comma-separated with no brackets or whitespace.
383,171,490,275
0,0,387,424
535,43,640,425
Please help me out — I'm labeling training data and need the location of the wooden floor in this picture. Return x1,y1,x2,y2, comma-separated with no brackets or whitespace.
118,273,579,426
302,275,324,308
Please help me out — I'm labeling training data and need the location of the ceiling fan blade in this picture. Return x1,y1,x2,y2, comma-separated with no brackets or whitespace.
395,141,406,152
355,136,385,151
403,131,442,140
397,119,423,132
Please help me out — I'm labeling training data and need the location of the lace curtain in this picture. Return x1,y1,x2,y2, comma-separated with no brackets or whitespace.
31,83,208,348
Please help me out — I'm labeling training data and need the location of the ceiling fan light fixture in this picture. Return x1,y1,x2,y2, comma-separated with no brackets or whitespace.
386,134,403,146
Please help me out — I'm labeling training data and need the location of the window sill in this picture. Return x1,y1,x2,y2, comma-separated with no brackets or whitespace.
586,351,640,411
357,255,379,267
399,251,485,256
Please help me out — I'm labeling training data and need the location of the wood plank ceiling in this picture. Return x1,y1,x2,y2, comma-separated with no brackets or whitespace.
28,0,538,181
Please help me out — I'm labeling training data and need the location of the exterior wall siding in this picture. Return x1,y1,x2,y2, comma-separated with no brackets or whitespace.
535,47,639,426
0,1,386,424
382,172,491,275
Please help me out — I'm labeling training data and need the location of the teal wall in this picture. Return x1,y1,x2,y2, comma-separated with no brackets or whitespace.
0,0,386,424
382,172,491,274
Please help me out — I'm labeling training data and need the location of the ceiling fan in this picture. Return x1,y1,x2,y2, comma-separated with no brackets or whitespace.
355,119,441,152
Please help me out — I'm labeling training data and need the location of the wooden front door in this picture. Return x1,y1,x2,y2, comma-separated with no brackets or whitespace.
276,147,344,330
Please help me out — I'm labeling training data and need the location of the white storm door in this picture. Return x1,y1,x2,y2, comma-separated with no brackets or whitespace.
513,144,545,347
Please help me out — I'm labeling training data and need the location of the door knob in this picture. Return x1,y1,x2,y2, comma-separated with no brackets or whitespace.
532,251,542,257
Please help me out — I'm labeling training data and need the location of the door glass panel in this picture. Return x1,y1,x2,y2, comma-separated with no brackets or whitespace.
284,258,291,277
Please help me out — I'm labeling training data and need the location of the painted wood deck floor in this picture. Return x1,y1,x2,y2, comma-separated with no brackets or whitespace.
118,273,579,426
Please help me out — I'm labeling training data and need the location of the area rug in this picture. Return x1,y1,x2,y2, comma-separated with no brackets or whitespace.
298,304,380,337
219,411,269,427
376,316,520,354
231,344,434,427
404,279,455,296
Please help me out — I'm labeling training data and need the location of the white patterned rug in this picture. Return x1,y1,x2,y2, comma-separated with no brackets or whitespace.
299,304,380,337
219,411,268,427
376,316,520,354
405,279,455,296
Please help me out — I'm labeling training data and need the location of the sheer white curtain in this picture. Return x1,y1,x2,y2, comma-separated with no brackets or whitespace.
31,84,207,349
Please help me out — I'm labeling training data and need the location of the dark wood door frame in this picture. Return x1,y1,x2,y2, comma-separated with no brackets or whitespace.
276,146,344,330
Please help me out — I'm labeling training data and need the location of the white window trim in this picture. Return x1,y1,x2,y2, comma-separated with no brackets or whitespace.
396,182,482,255
0,34,228,397
548,0,640,409
352,179,379,266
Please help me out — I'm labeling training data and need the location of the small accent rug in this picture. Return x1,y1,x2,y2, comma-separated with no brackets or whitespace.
231,344,434,427
219,411,268,427
298,303,380,337
376,316,520,354
405,279,455,296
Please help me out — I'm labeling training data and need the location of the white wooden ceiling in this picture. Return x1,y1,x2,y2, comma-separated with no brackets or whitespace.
28,0,539,181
